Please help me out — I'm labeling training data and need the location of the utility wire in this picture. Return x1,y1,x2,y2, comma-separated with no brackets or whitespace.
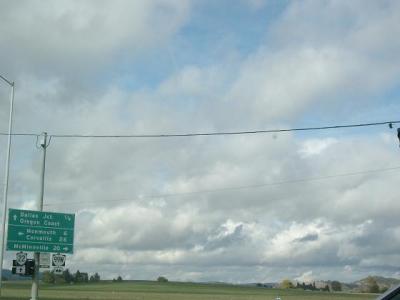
44,165,400,207
0,132,38,137
1,120,399,139
49,120,400,138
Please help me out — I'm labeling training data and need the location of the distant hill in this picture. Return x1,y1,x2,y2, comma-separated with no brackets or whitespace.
264,275,400,293
336,276,400,293
353,276,400,291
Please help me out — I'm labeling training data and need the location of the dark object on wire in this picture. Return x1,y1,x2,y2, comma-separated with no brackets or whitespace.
398,128,400,146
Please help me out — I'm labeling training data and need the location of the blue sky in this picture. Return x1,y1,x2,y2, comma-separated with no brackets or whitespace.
113,1,287,90
1,0,400,283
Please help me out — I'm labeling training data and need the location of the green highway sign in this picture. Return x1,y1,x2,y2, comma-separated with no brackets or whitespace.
7,209,75,254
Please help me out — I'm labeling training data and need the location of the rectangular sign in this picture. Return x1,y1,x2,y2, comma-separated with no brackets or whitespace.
7,209,75,254
40,253,51,268
16,265,25,275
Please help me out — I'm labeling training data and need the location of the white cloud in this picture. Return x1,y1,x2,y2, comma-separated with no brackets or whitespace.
0,0,190,76
295,270,314,283
299,138,337,157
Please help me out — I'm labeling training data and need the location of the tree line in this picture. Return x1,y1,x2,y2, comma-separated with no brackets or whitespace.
279,276,389,293
42,269,101,284
279,279,338,291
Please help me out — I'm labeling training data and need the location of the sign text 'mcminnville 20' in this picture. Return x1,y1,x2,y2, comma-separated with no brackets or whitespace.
7,208,75,254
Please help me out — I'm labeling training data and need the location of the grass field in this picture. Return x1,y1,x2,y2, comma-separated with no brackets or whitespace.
0,281,378,300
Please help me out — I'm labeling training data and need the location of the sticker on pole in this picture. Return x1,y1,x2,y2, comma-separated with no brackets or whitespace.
52,254,66,267
16,252,27,266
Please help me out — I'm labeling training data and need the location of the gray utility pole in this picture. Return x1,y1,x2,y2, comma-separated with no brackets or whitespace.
0,75,15,296
31,132,48,300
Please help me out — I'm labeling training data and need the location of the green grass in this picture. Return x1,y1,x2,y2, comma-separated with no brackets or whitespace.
0,281,378,300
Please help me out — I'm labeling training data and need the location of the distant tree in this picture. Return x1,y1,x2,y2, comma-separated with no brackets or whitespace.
380,286,389,293
63,269,73,283
42,271,55,284
54,274,66,284
74,270,83,283
312,282,316,290
89,272,100,282
306,283,314,290
280,279,293,289
323,284,330,292
365,276,379,293
331,281,342,291
157,276,168,283
81,272,89,283
117,276,123,282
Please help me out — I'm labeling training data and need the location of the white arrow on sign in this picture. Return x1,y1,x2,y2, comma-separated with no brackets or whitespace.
13,215,17,221
18,232,24,236
16,265,25,275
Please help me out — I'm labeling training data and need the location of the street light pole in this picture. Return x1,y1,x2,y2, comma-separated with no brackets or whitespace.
0,74,15,296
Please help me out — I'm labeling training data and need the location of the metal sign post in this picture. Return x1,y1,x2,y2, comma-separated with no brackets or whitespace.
4,132,75,300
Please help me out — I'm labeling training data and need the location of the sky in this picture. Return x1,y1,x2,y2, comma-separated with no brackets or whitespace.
1,0,400,283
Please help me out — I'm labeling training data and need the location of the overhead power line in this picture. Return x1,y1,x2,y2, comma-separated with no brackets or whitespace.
0,132,38,137
44,165,400,207
1,120,400,139
47,120,400,138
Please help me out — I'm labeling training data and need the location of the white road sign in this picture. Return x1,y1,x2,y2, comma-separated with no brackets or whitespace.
53,266,64,275
16,252,27,266
52,254,66,267
16,265,25,275
40,253,51,268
